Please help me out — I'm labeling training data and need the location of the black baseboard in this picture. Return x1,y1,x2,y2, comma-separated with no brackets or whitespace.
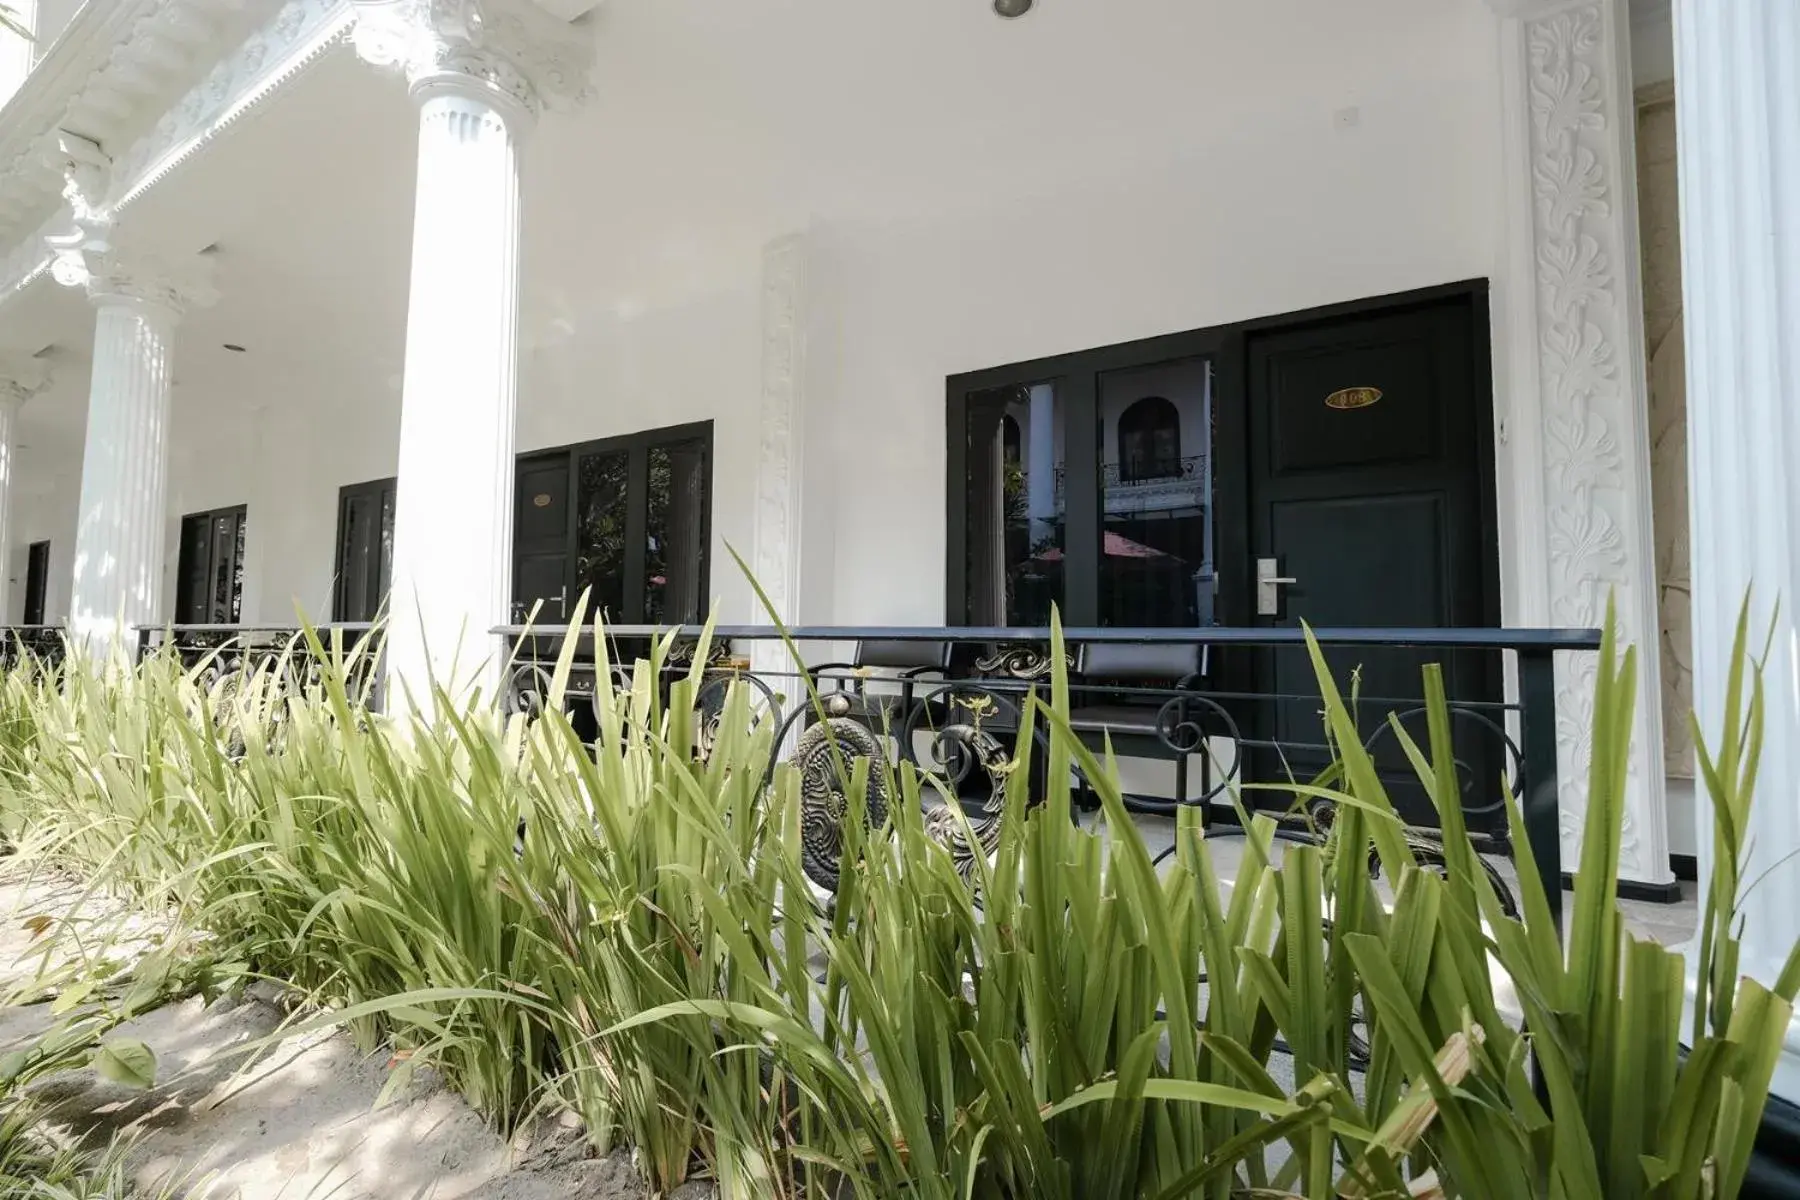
1672,853,1699,882
1747,1092,1800,1197
1559,872,1686,904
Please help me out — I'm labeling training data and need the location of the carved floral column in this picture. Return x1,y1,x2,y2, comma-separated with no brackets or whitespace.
1488,0,1674,891
50,249,216,653
1674,0,1800,1096
0,357,50,622
350,0,592,708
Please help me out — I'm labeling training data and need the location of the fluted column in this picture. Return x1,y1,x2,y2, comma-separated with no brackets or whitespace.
0,357,51,622
352,0,592,711
48,249,214,655
1674,0,1800,1097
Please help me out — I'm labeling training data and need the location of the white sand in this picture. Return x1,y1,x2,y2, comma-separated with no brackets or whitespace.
0,867,693,1200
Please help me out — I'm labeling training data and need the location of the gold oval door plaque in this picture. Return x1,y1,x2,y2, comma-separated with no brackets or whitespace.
1325,386,1382,411
533,493,552,508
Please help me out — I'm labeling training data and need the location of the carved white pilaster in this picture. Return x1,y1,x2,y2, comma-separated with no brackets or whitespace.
58,251,214,653
353,1,592,708
0,357,50,623
752,233,807,644
1488,0,1671,886
1674,0,1800,1096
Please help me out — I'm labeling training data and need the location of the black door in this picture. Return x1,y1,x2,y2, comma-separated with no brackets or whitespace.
514,455,573,625
1244,294,1500,827
333,478,396,622
22,541,48,625
511,422,714,629
175,506,247,625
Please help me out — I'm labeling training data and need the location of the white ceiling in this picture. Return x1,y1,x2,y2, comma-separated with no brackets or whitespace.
3,0,1523,490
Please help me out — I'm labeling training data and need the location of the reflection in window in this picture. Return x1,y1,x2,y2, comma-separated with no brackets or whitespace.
646,439,708,624
1118,395,1182,482
176,506,246,625
964,383,1062,626
576,451,630,621
1100,366,1213,629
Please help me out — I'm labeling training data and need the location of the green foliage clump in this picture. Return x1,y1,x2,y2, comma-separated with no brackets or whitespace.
0,599,1787,1199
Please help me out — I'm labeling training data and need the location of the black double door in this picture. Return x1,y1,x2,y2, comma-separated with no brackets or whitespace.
948,284,1501,829
175,506,247,625
334,479,396,623
512,423,713,628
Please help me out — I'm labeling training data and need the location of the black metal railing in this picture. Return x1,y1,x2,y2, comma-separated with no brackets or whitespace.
496,622,1595,928
0,625,67,668
137,624,382,701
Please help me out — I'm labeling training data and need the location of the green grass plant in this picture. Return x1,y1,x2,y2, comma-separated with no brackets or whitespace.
0,598,1788,1198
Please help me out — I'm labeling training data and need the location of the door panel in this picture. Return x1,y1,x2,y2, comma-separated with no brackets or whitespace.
1246,296,1499,829
514,456,572,625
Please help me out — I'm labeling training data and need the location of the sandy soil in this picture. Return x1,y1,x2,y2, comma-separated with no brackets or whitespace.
0,868,702,1200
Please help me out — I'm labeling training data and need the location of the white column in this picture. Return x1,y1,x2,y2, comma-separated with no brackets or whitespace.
751,233,809,659
46,250,214,655
0,358,50,623
1674,0,1800,1093
1487,0,1674,889
1026,383,1057,547
352,0,593,710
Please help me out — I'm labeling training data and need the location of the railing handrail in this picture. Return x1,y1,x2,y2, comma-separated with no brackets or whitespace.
489,623,1602,653
141,623,379,635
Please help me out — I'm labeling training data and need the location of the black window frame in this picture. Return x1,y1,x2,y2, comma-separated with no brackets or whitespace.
516,420,714,626
21,540,49,625
175,504,248,625
332,476,398,623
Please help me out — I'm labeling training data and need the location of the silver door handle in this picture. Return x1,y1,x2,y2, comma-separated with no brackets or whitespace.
1256,557,1297,617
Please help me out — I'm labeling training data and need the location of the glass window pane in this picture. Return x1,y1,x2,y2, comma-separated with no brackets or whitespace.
378,484,396,607
1098,359,1214,628
646,439,708,624
576,451,629,621
964,383,1061,626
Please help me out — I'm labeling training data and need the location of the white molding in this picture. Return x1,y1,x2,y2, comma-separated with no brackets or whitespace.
752,232,808,636
109,0,354,213
0,0,354,310
0,0,280,253
1493,0,1671,883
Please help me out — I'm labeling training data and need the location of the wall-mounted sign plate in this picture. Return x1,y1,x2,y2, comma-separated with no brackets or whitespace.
1325,386,1383,411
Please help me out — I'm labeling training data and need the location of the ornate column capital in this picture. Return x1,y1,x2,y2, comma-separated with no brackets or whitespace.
350,0,596,128
47,239,218,321
0,357,51,410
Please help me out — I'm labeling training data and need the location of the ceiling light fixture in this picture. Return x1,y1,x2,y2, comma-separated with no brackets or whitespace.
993,0,1032,16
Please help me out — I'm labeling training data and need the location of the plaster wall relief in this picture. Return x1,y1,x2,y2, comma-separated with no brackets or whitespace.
1634,81,1692,783
1495,0,1670,882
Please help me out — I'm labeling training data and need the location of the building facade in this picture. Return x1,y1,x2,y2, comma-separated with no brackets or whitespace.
0,0,1797,1112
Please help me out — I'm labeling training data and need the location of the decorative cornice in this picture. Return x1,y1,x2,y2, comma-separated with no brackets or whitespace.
109,0,356,213
0,0,354,309
0,356,52,408
0,0,282,257
350,0,595,126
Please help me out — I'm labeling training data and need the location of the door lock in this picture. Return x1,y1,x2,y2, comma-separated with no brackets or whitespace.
1256,557,1297,617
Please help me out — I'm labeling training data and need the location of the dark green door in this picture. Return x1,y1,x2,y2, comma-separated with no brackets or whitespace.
1245,293,1500,829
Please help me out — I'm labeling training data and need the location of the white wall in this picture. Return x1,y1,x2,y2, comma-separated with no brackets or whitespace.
808,68,1504,624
